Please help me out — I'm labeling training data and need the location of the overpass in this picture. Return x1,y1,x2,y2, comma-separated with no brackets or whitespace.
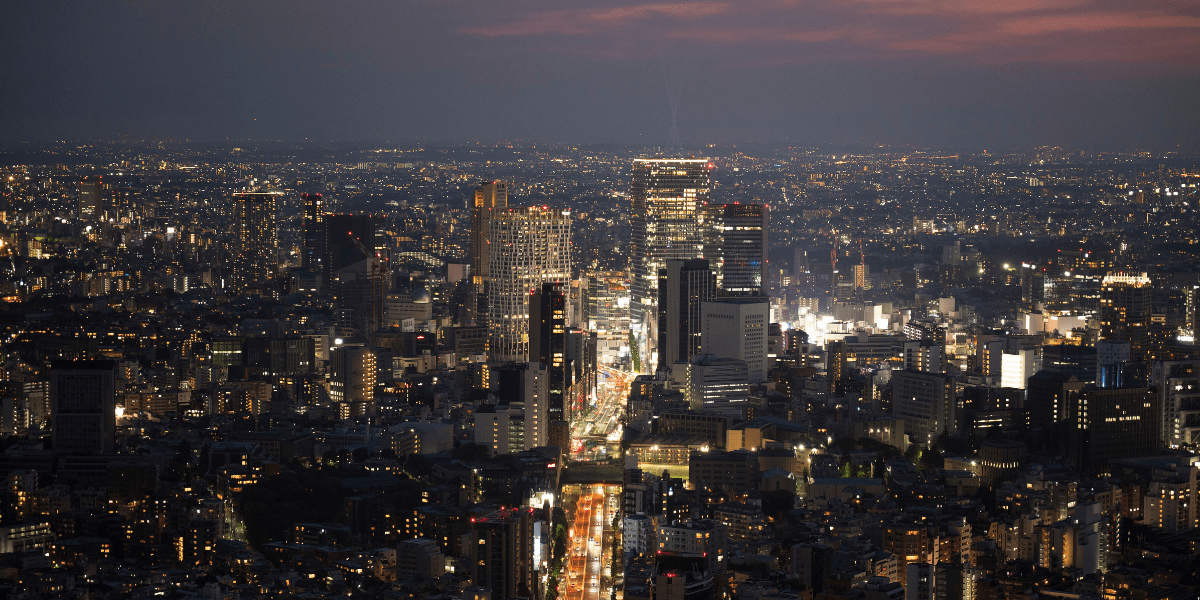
560,461,624,485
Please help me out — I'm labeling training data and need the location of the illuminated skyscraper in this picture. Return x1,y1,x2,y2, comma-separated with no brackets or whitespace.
530,282,568,423
487,207,572,362
657,259,716,370
330,345,377,420
471,181,507,286
231,192,280,291
629,158,712,370
1099,272,1151,352
701,202,767,297
78,177,102,221
301,193,324,271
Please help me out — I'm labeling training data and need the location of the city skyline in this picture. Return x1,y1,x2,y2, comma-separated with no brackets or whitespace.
2,3,1200,600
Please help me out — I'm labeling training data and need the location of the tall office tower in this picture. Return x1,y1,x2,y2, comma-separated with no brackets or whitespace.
471,181,507,286
231,192,280,291
470,182,506,325
826,340,848,393
301,193,324,271
50,361,117,455
1069,386,1159,476
324,214,384,333
700,297,769,382
529,283,569,423
1152,360,1200,449
1099,272,1151,352
892,370,956,447
657,259,717,370
1028,371,1087,436
701,202,767,297
852,263,870,290
330,345,377,420
78,177,102,220
629,158,712,370
487,207,572,362
1187,285,1199,335
495,362,549,449
685,354,750,412
321,213,381,288
468,507,537,600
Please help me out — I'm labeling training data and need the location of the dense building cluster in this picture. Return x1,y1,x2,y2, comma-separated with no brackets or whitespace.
0,141,1197,599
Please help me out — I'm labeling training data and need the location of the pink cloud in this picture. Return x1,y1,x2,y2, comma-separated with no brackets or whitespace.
452,0,1200,68
1001,12,1200,35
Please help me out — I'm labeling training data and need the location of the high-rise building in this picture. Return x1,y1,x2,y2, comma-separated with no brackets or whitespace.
322,213,381,289
700,297,769,383
700,202,767,297
658,259,717,370
892,370,956,447
1099,272,1151,352
1187,284,1199,336
330,345,377,420
685,354,750,411
78,177,102,221
50,361,117,455
494,362,549,449
301,193,324,272
1140,457,1198,534
487,207,572,362
471,181,507,287
231,192,280,291
467,507,537,600
1152,360,1200,449
629,158,712,370
1068,386,1159,476
1027,371,1087,436
529,283,569,423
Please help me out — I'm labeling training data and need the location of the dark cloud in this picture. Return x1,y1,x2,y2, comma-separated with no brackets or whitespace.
1,0,1197,148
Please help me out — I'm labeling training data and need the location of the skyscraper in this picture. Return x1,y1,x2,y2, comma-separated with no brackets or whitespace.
231,192,280,291
487,207,572,362
51,361,117,455
529,283,568,423
322,213,381,289
701,202,767,297
700,297,769,382
467,507,537,599
78,177,102,221
471,181,507,287
629,158,712,370
301,193,324,272
1068,386,1159,476
330,345,377,420
657,259,716,370
1099,272,1151,352
1153,360,1200,449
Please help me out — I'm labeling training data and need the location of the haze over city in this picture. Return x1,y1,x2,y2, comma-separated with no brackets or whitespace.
3,0,1200,147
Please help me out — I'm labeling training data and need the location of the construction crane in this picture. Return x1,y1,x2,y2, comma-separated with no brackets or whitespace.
349,234,387,333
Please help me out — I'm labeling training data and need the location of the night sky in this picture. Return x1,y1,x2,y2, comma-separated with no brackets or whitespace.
2,0,1198,149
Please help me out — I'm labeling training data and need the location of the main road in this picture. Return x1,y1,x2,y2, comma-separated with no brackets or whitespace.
570,365,634,461
562,485,618,600
559,362,633,600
